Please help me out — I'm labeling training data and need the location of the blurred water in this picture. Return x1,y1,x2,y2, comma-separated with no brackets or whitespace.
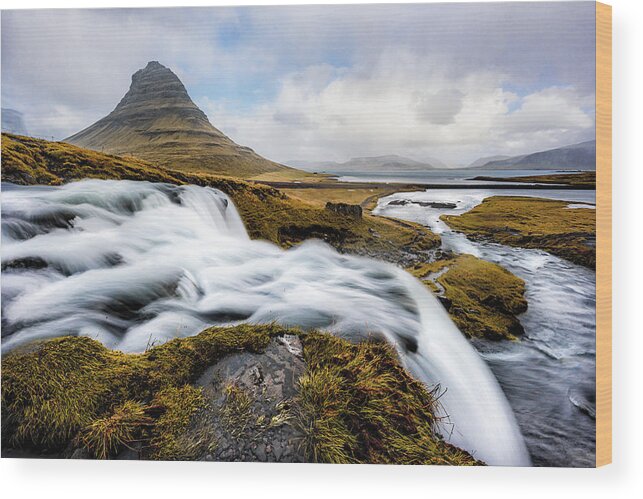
375,188,596,467
1,180,530,466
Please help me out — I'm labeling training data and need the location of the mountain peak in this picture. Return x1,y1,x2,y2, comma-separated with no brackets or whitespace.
144,60,165,70
65,62,291,178
112,61,198,118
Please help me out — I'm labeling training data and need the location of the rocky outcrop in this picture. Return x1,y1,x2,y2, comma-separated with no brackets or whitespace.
65,61,293,178
325,202,363,219
195,335,306,462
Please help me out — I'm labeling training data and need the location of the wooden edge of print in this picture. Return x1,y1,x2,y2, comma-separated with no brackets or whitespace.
596,1,612,468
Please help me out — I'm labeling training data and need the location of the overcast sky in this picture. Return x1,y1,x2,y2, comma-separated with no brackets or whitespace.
1,3,596,166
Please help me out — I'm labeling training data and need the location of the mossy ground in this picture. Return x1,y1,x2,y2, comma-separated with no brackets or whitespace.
409,254,527,341
1,324,278,458
1,325,477,464
279,185,418,212
1,133,439,263
442,196,596,268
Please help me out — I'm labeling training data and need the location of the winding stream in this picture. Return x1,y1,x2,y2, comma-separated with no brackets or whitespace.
375,188,596,467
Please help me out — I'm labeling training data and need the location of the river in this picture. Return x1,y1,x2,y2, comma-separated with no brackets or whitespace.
374,185,596,467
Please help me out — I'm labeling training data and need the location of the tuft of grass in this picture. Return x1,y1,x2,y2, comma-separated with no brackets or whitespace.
409,254,527,341
219,383,255,440
294,367,358,463
78,400,152,459
442,196,595,268
292,333,481,465
147,385,210,461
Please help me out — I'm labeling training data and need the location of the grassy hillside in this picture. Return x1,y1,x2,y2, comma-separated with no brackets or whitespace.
1,133,439,263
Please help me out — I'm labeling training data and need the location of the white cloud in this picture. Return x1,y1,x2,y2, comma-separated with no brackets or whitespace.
201,51,594,166
1,8,278,139
3,4,596,165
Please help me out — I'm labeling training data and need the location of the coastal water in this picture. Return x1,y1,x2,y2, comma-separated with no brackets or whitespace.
375,188,596,467
1,180,530,466
335,168,579,186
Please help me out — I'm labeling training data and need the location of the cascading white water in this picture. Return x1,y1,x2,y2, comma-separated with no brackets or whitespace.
1,179,530,466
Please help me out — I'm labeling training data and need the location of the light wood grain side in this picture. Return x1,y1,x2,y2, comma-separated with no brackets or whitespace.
596,1,612,468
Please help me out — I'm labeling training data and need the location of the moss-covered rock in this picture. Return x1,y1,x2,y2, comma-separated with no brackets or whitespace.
1,324,280,455
1,325,478,464
409,254,527,341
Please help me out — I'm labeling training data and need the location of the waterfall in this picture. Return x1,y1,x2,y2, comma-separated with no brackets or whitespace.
1,179,530,466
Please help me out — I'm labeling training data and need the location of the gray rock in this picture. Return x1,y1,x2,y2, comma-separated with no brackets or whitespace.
325,202,362,219
188,335,307,463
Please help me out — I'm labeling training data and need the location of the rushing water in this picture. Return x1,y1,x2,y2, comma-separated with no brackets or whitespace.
375,188,596,467
1,180,530,466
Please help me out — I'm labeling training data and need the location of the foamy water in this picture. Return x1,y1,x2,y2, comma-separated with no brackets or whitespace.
1,180,530,466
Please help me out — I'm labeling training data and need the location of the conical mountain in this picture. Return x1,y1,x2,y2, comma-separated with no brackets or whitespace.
66,61,291,177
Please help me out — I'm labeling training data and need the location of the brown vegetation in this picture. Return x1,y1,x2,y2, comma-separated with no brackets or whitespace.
442,196,596,268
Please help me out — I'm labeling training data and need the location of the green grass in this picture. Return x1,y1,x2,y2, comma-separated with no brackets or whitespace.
293,333,481,465
77,400,153,459
409,254,527,340
442,196,596,268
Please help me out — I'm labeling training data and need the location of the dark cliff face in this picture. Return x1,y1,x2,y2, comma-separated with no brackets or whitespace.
111,61,207,120
65,61,290,177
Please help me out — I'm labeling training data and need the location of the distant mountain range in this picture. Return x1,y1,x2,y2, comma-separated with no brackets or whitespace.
287,154,444,172
469,140,596,170
1,108,28,136
290,140,596,173
65,61,293,178
466,155,511,168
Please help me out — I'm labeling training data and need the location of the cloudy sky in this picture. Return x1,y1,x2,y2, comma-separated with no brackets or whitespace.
2,2,596,166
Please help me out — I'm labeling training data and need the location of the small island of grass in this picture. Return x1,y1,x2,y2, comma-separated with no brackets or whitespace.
442,196,595,268
409,254,527,341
